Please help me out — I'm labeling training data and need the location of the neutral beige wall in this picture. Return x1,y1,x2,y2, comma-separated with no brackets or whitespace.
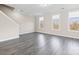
0,11,19,41
36,11,79,39
0,5,35,35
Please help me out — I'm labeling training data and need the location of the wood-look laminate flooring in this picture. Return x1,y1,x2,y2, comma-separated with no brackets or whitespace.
0,32,79,55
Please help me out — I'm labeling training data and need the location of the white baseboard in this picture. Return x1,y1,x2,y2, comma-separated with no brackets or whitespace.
0,36,19,42
38,32,79,39
20,32,35,35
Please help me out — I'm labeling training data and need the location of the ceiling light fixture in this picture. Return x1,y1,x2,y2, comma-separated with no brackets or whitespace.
61,8,64,9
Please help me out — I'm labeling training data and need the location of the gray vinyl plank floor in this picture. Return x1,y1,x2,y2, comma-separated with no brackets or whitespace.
0,32,79,55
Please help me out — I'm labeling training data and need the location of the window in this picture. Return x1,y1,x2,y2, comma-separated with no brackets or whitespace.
52,14,60,30
39,16,44,29
69,11,79,31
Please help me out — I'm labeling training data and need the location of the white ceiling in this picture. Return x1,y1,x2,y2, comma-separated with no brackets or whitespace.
7,4,79,16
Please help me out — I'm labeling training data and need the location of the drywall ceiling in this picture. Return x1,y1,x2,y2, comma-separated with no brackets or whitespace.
7,4,79,16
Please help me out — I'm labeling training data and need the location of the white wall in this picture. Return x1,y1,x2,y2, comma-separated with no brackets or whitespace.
0,5,35,35
0,11,19,41
6,11,35,35
36,11,79,39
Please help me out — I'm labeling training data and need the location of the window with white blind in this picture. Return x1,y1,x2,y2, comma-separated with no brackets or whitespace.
39,16,44,29
52,14,60,30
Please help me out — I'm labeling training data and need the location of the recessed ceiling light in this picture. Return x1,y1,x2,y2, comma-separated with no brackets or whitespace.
61,8,64,9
